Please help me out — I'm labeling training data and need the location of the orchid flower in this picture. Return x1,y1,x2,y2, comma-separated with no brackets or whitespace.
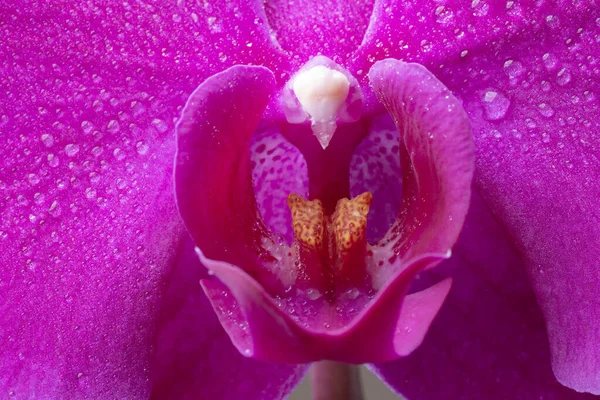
1,0,599,399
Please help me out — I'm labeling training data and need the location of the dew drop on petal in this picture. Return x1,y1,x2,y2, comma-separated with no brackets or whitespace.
556,68,572,86
40,134,54,147
306,288,322,300
482,89,510,121
64,144,80,157
537,103,555,118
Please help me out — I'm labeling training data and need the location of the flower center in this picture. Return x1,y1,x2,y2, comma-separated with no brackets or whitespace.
287,191,373,288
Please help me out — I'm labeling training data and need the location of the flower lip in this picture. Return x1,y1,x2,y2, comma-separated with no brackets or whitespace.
197,245,451,363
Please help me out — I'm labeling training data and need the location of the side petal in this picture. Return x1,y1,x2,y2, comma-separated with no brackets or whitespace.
175,65,285,291
151,240,307,400
370,192,597,399
0,78,185,397
367,60,474,280
435,8,600,394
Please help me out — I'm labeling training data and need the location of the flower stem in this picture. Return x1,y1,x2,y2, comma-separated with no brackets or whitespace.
310,361,363,400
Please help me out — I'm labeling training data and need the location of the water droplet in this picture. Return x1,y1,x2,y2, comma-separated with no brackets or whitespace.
584,91,596,102
91,146,103,157
482,90,510,121
64,143,80,157
47,153,59,167
545,15,559,29
503,59,524,79
306,288,322,300
345,288,360,299
81,120,94,134
28,174,40,185
113,148,125,161
435,6,454,24
151,119,168,133
41,134,54,147
556,68,571,86
85,187,97,199
542,53,557,70
49,200,61,217
537,103,555,118
107,120,120,133
136,141,149,155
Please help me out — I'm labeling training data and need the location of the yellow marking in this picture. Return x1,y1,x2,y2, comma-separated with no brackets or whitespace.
287,194,325,249
332,192,372,259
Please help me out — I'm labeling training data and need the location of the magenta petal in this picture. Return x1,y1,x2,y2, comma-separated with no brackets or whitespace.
426,8,600,393
175,65,280,287
370,193,597,399
0,74,184,397
367,60,474,280
351,0,577,78
151,240,306,399
199,247,450,363
264,0,375,66
1,0,290,87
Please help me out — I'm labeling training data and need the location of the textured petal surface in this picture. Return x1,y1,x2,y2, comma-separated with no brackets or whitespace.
367,60,474,286
0,0,290,87
250,126,309,243
355,1,600,393
175,65,287,293
264,0,375,66
349,114,402,243
199,248,449,364
0,31,186,400
371,193,597,400
151,239,307,400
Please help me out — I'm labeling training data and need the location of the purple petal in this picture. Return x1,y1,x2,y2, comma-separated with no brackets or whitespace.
0,52,185,399
199,248,449,363
367,60,474,283
353,2,600,392
436,10,599,394
151,240,306,399
264,0,375,66
370,193,597,399
250,127,309,244
175,64,287,292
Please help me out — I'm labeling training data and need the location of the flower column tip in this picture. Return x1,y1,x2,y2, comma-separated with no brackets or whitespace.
292,65,350,149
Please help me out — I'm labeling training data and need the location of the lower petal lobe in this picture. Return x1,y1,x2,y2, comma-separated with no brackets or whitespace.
370,192,597,400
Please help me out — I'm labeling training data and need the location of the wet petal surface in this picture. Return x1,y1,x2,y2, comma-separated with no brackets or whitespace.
371,193,597,400
151,240,307,400
354,1,600,393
